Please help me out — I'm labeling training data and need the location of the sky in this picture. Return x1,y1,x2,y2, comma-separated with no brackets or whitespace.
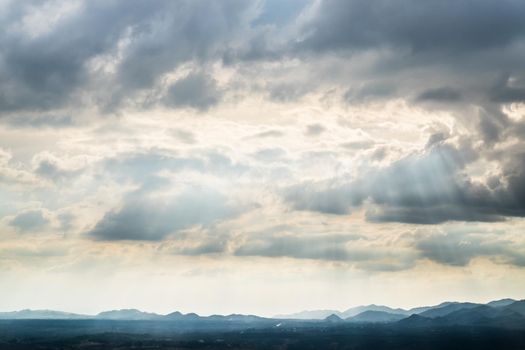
1,0,525,317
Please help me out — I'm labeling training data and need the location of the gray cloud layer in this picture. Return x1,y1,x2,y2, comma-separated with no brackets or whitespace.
416,230,525,267
285,140,525,224
297,0,525,53
87,150,247,241
163,71,221,111
1,0,525,273
1,0,524,113
88,187,239,241
0,0,523,120
0,0,254,113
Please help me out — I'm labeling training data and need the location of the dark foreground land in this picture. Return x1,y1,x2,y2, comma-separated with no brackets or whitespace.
1,320,525,350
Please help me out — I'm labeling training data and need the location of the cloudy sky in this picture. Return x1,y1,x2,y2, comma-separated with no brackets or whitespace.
1,0,525,316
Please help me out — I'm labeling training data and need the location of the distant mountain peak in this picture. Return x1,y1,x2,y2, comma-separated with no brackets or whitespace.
324,314,343,322
164,311,203,320
487,298,517,307
0,309,88,320
340,304,408,318
347,310,406,323
96,309,162,320
164,311,185,319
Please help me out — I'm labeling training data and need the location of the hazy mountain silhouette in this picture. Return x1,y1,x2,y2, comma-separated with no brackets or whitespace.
324,314,344,323
164,311,200,320
0,309,88,319
419,302,481,318
504,300,525,316
275,305,410,320
439,305,525,327
404,301,454,315
340,304,409,318
396,302,525,329
2,298,524,329
96,309,163,320
275,301,489,320
274,309,341,319
347,310,406,323
397,314,436,328
487,298,517,307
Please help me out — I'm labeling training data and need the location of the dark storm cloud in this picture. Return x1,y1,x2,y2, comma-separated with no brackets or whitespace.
276,0,525,111
9,210,49,232
296,0,525,54
1,0,524,230
285,141,525,224
0,0,254,114
115,0,251,90
1,0,523,116
0,1,163,112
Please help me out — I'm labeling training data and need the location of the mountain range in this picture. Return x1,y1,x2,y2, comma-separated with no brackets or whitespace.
275,298,518,320
1,298,524,329
0,308,270,323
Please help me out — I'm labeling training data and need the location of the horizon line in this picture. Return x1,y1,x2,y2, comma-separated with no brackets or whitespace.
1,296,522,318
